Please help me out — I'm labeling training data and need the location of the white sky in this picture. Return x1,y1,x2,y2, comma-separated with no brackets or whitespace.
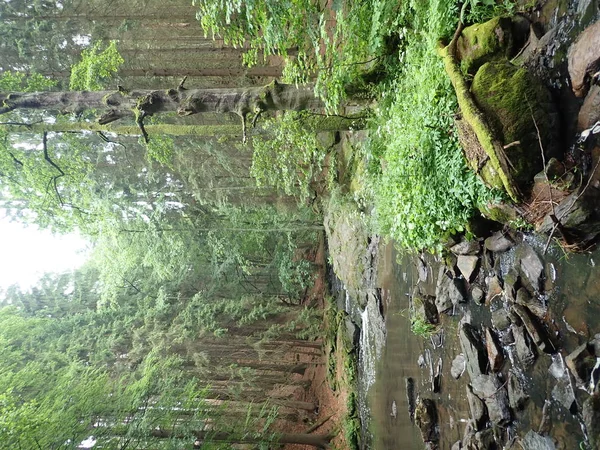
0,214,89,293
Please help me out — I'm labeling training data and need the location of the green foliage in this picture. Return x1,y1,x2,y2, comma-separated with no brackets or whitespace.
465,0,519,23
194,0,401,111
144,134,174,167
0,71,56,92
364,0,499,251
69,40,124,91
251,111,328,200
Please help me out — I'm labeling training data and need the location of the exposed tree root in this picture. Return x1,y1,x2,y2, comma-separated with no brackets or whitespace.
437,22,521,202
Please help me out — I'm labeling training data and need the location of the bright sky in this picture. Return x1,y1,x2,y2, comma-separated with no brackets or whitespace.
0,213,89,294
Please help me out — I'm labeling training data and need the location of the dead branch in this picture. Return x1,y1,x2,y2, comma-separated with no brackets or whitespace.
42,131,65,206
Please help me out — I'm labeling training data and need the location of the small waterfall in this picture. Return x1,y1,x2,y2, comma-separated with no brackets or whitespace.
357,294,387,446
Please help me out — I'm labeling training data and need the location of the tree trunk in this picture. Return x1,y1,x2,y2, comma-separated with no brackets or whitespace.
0,82,322,119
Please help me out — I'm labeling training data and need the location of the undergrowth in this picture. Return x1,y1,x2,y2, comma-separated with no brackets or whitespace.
362,0,505,252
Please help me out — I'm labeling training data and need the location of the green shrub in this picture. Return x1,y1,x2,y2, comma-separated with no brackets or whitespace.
364,0,500,252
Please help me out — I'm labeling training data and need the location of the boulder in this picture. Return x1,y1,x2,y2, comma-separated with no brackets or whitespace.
344,317,360,348
491,306,511,331
486,327,504,372
520,431,556,450
451,239,481,256
568,19,600,98
503,269,520,301
414,294,440,326
415,398,439,444
515,244,544,293
511,304,555,353
537,190,600,244
508,371,528,410
451,354,467,379
512,324,537,367
436,268,467,311
485,231,514,253
471,374,511,425
457,255,480,282
457,17,515,75
565,343,597,386
551,375,576,413
467,385,487,429
486,275,504,303
471,285,485,305
582,393,600,449
471,62,560,190
459,323,488,379
515,287,547,319
578,84,600,131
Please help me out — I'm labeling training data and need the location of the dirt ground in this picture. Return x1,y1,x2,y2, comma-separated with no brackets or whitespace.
279,236,352,450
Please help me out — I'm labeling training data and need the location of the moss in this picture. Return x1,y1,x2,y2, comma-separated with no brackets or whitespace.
481,201,519,224
471,61,560,189
457,17,514,75
438,43,520,201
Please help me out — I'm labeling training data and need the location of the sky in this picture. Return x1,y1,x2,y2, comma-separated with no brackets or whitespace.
0,213,89,293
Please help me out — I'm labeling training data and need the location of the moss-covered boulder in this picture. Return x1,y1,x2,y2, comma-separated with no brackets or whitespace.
457,17,515,75
470,61,560,190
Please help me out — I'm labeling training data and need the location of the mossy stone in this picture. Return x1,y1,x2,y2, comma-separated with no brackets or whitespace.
471,62,560,190
457,17,514,75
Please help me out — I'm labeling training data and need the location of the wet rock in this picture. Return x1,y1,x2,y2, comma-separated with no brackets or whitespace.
459,323,488,379
417,256,429,282
471,285,485,305
467,385,487,430
537,190,600,244
485,232,514,253
457,255,479,282
511,304,555,353
578,85,600,131
491,306,511,331
414,293,440,326
515,287,547,319
568,19,600,98
415,397,439,444
521,431,556,450
508,371,528,411
451,239,481,256
512,324,537,367
406,377,416,423
474,429,497,450
503,269,520,301
551,375,576,413
565,343,597,386
436,268,467,311
516,244,544,293
582,393,600,449
486,327,504,372
344,317,360,348
486,275,504,303
471,374,511,425
451,354,467,379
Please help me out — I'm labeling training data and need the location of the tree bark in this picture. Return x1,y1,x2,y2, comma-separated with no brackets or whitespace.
0,81,321,118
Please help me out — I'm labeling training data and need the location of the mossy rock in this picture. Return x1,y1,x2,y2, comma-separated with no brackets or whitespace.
457,17,514,75
471,61,560,190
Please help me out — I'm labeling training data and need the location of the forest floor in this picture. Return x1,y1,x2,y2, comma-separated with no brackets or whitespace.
281,236,357,450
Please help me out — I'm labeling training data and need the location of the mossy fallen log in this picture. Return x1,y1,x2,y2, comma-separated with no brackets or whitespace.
437,25,521,202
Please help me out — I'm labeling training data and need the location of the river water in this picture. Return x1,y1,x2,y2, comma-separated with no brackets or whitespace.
348,236,600,449
343,1,600,448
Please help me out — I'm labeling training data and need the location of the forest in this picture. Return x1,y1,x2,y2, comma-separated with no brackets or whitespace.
1,0,579,449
